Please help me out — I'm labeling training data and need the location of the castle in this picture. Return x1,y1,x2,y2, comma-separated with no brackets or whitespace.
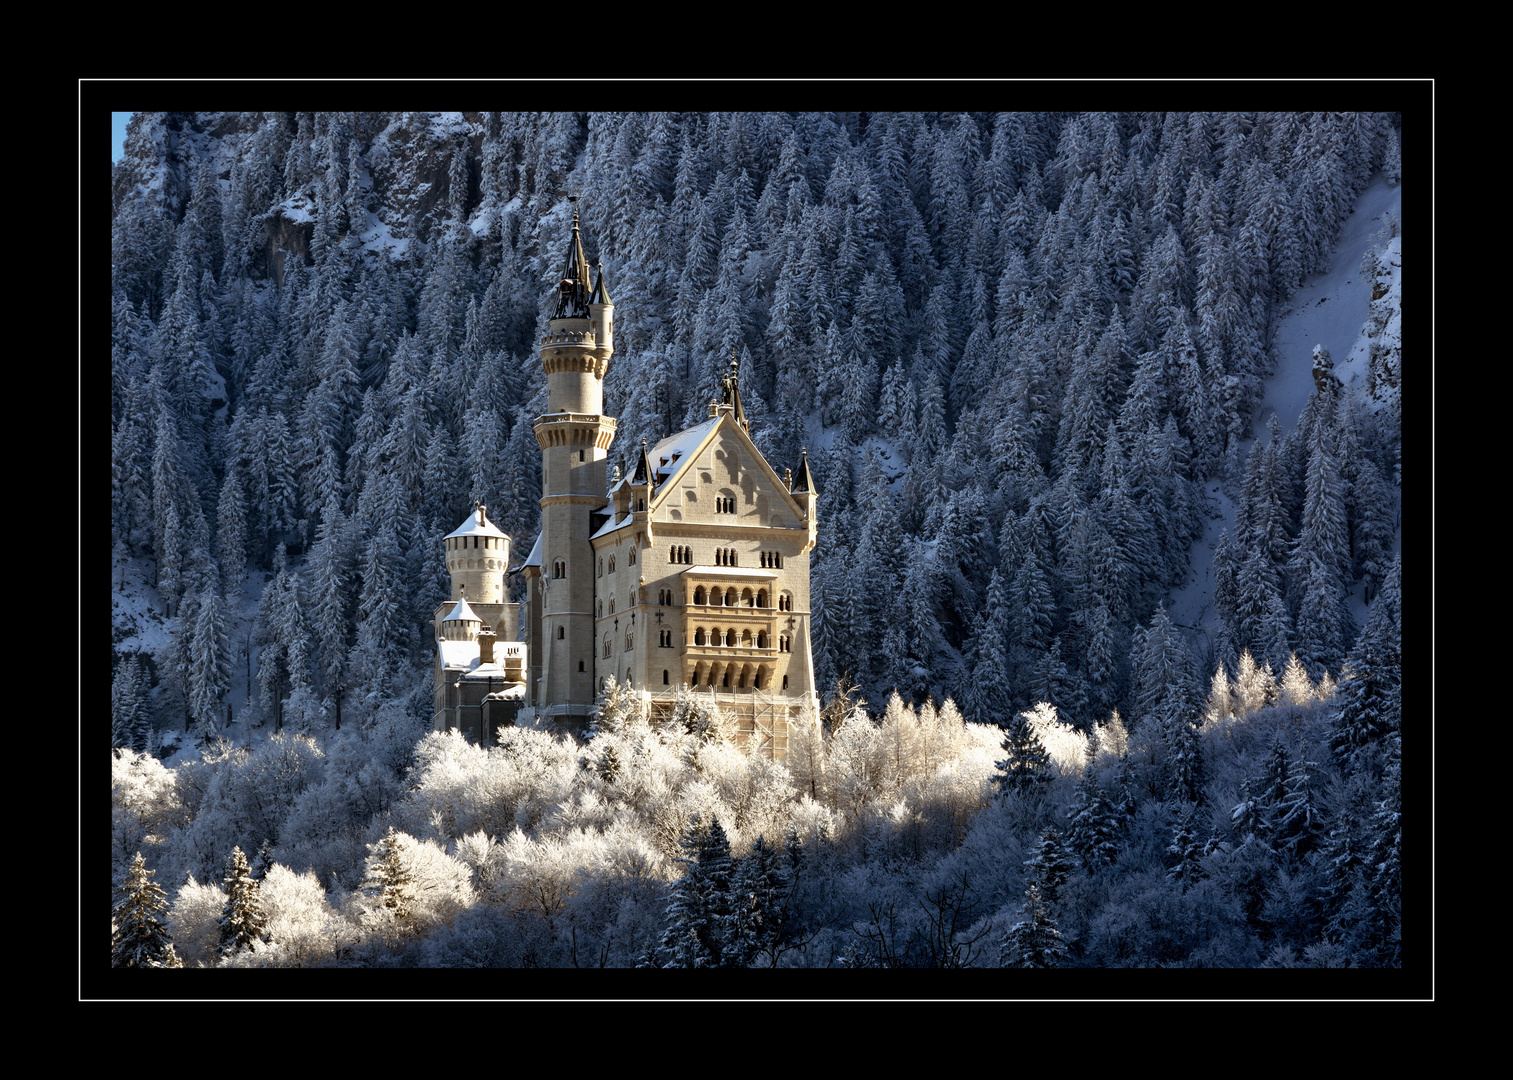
433,206,818,755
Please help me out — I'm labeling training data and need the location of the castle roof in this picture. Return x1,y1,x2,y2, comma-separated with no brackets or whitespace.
789,447,818,495
591,260,612,307
551,202,595,320
443,596,482,623
516,532,543,570
445,504,510,542
646,417,719,489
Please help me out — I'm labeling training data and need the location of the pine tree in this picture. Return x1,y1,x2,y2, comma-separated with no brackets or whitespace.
1023,828,1075,908
363,826,415,935
725,834,795,969
1166,806,1205,890
1066,764,1120,870
112,853,181,968
217,846,270,957
1000,882,1067,969
657,812,735,968
994,709,1053,795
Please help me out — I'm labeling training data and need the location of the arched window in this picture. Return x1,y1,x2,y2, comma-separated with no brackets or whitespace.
608,556,616,574
757,631,768,648
757,589,768,608
603,634,611,658
727,628,738,647
598,558,603,577
580,660,585,672
609,598,615,613
725,587,737,606
741,630,752,646
663,670,670,685
628,545,636,565
625,633,633,651
557,626,565,640
754,670,763,689
694,586,706,605
694,627,705,646
782,675,789,689
741,588,753,607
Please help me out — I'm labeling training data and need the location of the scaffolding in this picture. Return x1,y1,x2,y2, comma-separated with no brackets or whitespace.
645,685,795,758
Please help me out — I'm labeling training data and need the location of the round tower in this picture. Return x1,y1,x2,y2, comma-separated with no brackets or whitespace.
533,201,616,715
441,594,482,643
444,502,511,604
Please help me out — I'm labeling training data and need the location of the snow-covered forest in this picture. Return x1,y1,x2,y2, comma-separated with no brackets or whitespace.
109,111,1404,972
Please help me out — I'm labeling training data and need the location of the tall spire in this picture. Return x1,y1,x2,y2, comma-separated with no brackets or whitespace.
552,196,594,319
719,346,748,431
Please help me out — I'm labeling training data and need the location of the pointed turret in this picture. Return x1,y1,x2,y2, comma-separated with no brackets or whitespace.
552,199,594,319
591,259,612,307
791,446,819,554
718,347,749,431
631,436,654,491
790,447,818,495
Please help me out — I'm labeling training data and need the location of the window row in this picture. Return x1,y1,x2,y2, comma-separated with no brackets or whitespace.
759,551,783,568
669,545,693,564
447,536,503,551
714,548,739,566
715,496,738,514
602,633,635,656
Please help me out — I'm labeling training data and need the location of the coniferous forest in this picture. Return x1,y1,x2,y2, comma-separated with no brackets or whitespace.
109,110,1406,974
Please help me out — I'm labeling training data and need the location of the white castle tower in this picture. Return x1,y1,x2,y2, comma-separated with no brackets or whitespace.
519,200,616,720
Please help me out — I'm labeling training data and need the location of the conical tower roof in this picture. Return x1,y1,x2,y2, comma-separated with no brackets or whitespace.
552,200,594,319
790,447,818,495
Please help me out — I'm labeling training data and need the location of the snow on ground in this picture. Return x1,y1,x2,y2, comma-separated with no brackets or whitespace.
1167,173,1403,660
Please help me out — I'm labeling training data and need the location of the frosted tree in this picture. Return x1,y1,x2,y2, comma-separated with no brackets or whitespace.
362,826,415,940
217,846,270,957
113,853,181,968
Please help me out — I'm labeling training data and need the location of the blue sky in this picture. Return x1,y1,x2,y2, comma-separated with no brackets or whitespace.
113,113,132,162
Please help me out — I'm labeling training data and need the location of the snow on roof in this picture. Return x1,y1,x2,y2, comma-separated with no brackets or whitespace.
679,565,778,578
515,532,543,570
438,639,480,671
443,597,481,622
649,418,719,489
590,512,631,540
485,684,527,700
445,506,510,541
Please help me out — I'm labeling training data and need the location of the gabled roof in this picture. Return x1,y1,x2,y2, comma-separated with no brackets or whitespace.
646,413,811,524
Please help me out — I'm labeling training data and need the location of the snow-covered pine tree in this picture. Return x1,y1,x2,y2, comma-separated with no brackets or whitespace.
113,852,181,968
994,708,1053,795
217,846,270,957
1066,764,1120,870
1023,828,1075,908
1000,881,1067,969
